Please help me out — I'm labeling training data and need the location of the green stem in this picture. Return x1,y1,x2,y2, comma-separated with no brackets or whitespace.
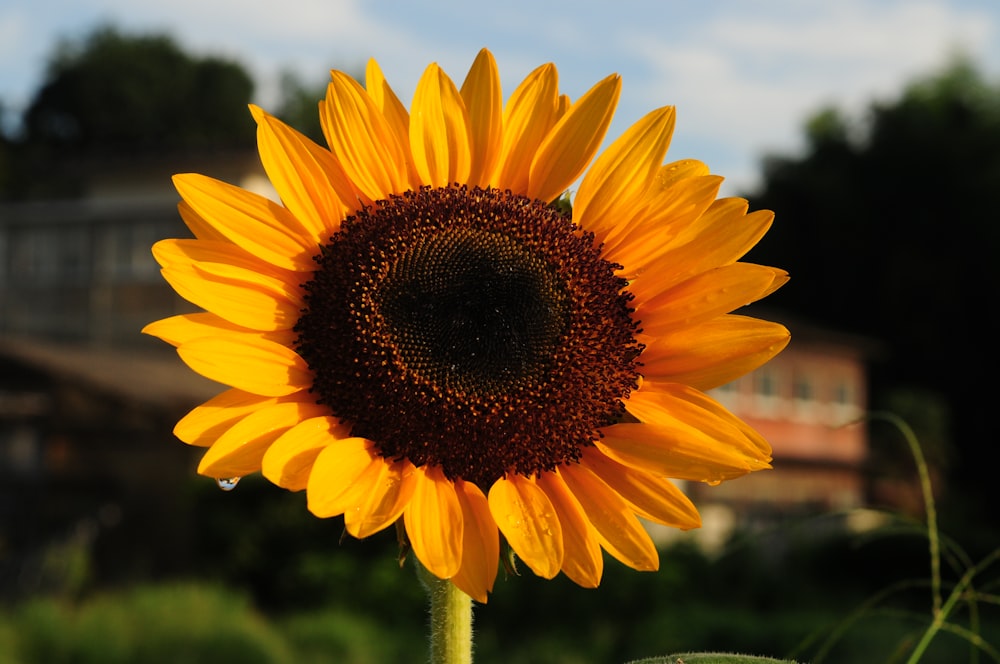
417,560,473,664
872,412,941,615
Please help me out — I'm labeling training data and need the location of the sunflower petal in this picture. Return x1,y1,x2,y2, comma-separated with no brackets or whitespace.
320,71,407,201
492,63,559,193
197,400,328,478
488,474,562,579
527,73,620,203
366,58,417,189
641,315,791,390
597,420,770,484
637,263,788,336
175,388,299,447
345,457,417,539
404,465,463,579
658,200,775,279
559,462,659,571
307,437,380,518
450,480,499,602
634,381,773,457
172,173,317,271
460,49,503,187
159,261,302,332
177,335,310,397
626,382,767,459
580,447,701,529
262,415,351,491
409,63,471,188
177,201,228,242
656,159,711,188
536,469,603,588
151,238,299,279
142,312,245,347
601,174,723,272
573,106,675,239
251,105,352,240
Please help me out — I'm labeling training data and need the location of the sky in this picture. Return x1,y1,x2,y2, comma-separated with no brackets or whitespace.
2,0,999,195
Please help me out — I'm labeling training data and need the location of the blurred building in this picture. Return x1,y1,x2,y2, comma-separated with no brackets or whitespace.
703,317,873,511
0,151,262,595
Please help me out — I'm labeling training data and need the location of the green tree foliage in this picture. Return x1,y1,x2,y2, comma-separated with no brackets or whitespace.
23,25,255,153
747,58,1000,531
273,70,328,145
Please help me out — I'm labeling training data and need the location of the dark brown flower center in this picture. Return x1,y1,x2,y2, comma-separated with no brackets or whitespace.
295,185,641,488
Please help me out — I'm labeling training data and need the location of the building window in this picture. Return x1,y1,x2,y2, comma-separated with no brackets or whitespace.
792,371,818,421
752,366,782,417
829,378,861,424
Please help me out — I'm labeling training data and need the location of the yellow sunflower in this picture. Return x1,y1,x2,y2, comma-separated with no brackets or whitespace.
143,49,789,602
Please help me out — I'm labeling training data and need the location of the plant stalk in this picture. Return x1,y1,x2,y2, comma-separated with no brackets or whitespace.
417,560,473,664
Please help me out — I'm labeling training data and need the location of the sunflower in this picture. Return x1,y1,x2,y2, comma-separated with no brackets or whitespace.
143,49,789,602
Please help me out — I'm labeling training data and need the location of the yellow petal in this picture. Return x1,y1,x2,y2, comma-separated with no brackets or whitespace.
151,238,299,280
601,174,723,272
460,49,503,187
573,106,675,239
559,462,659,572
404,465,463,579
178,201,228,242
580,447,701,530
536,469,603,588
365,58,417,189
142,312,248,348
177,335,311,397
262,415,351,491
307,437,380,517
410,63,471,187
172,173,317,271
251,105,352,240
637,263,788,337
159,261,303,332
640,315,790,390
197,400,328,478
527,73,621,203
596,420,769,483
320,71,407,201
633,381,772,457
487,474,562,579
655,200,774,280
450,480,499,602
656,159,711,188
175,388,300,447
626,383,766,459
344,456,417,539
492,63,559,193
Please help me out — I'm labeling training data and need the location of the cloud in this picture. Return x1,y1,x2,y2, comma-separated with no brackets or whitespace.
622,0,997,189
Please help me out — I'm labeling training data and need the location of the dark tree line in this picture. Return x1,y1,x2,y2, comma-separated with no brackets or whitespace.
0,25,327,200
746,59,1000,534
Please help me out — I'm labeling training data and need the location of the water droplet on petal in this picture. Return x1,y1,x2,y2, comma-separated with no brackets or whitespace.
216,477,241,491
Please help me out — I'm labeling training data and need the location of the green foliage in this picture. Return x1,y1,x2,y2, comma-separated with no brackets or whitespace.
273,70,330,145
4,584,289,664
23,24,255,153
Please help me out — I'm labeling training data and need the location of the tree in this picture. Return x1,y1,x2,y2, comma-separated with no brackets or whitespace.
746,58,1000,533
272,70,328,145
23,25,255,153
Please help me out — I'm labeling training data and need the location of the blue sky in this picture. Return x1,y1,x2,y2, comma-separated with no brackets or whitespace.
2,0,998,195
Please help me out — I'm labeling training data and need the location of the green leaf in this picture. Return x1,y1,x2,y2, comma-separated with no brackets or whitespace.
626,654,799,664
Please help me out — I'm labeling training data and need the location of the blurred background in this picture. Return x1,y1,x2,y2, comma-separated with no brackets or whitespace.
1,1,998,662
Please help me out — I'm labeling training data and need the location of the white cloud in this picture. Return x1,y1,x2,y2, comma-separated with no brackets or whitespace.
623,0,997,190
